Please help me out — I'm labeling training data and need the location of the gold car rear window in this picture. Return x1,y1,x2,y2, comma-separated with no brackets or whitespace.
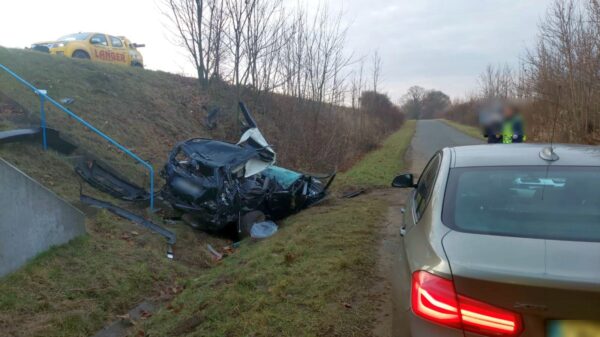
442,166,600,242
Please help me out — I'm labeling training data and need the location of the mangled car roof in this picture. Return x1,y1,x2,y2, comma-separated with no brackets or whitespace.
180,138,261,169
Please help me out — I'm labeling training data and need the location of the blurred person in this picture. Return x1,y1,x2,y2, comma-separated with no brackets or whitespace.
501,104,526,144
480,102,526,144
480,101,504,144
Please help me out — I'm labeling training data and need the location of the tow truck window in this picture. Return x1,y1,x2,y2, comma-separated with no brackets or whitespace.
90,34,108,46
58,33,89,41
110,36,123,48
443,166,600,242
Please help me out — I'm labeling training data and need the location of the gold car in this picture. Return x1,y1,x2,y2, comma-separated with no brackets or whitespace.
31,33,145,68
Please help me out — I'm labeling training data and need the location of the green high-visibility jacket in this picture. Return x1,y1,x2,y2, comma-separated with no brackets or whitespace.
502,116,526,144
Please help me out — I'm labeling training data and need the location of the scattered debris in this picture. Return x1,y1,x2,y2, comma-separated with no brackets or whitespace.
92,301,157,337
171,315,205,336
250,221,278,239
284,252,296,265
203,105,220,130
60,97,75,105
76,159,150,201
342,189,366,199
80,195,176,259
206,244,223,261
161,102,335,235
222,245,236,255
0,127,77,154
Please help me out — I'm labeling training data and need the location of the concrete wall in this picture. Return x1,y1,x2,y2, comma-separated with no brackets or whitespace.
0,157,86,277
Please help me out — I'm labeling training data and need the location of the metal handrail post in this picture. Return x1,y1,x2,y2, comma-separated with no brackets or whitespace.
37,90,48,150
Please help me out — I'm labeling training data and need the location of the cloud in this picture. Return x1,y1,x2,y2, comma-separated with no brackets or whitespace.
331,0,550,99
0,0,551,100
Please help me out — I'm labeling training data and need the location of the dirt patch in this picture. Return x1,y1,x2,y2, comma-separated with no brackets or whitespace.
369,188,409,337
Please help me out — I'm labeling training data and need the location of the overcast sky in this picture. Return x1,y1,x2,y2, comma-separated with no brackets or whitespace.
0,0,551,100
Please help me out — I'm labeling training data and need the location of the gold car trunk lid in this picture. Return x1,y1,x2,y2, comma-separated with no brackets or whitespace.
442,230,600,321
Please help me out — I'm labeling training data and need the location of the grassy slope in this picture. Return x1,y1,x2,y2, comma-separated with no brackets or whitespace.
0,46,216,185
0,48,233,337
140,122,415,337
440,119,484,140
335,120,416,189
0,189,229,337
0,47,414,337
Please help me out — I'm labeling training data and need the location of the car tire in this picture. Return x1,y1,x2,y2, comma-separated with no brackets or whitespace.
239,211,266,238
72,50,90,59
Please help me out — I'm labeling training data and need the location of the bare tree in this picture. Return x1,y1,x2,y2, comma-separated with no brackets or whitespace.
207,0,227,80
371,50,382,93
401,86,426,119
162,0,233,88
478,63,516,99
441,0,600,144
521,0,600,142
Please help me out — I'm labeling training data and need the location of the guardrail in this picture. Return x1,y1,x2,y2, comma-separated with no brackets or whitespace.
0,64,155,210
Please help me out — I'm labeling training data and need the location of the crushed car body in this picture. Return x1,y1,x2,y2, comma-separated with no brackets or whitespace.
160,103,335,234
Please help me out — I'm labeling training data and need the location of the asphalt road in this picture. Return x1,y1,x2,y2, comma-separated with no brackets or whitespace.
409,119,483,172
374,119,483,337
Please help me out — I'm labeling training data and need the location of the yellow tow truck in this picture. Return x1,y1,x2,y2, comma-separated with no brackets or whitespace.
31,33,145,68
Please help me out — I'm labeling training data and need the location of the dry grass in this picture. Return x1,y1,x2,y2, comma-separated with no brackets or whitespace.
335,120,416,189
139,125,414,337
0,46,409,337
0,46,402,175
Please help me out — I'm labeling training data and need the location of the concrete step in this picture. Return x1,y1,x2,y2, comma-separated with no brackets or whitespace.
0,157,86,277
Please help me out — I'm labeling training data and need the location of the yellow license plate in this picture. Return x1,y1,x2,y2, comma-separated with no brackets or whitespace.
548,321,600,337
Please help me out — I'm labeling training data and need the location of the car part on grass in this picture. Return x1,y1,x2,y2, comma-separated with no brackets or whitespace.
250,221,278,239
80,194,175,259
75,159,150,201
239,210,266,237
342,189,366,199
203,105,220,130
0,127,77,154
160,102,335,235
206,244,223,261
60,97,75,105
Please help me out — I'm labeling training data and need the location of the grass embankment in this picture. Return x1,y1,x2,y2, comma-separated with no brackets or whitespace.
0,47,414,336
0,121,414,337
0,190,228,337
0,46,398,175
335,120,416,189
440,119,484,140
0,143,229,337
139,122,415,337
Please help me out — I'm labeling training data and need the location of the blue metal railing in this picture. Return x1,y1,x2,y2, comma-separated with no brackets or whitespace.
0,64,155,210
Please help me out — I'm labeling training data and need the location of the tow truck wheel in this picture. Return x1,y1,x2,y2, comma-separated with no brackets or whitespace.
239,211,266,238
72,50,90,59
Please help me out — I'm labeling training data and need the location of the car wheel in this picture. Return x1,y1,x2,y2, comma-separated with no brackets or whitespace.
239,211,266,238
72,50,90,59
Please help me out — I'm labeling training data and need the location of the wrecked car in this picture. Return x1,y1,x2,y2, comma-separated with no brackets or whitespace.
160,103,335,235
